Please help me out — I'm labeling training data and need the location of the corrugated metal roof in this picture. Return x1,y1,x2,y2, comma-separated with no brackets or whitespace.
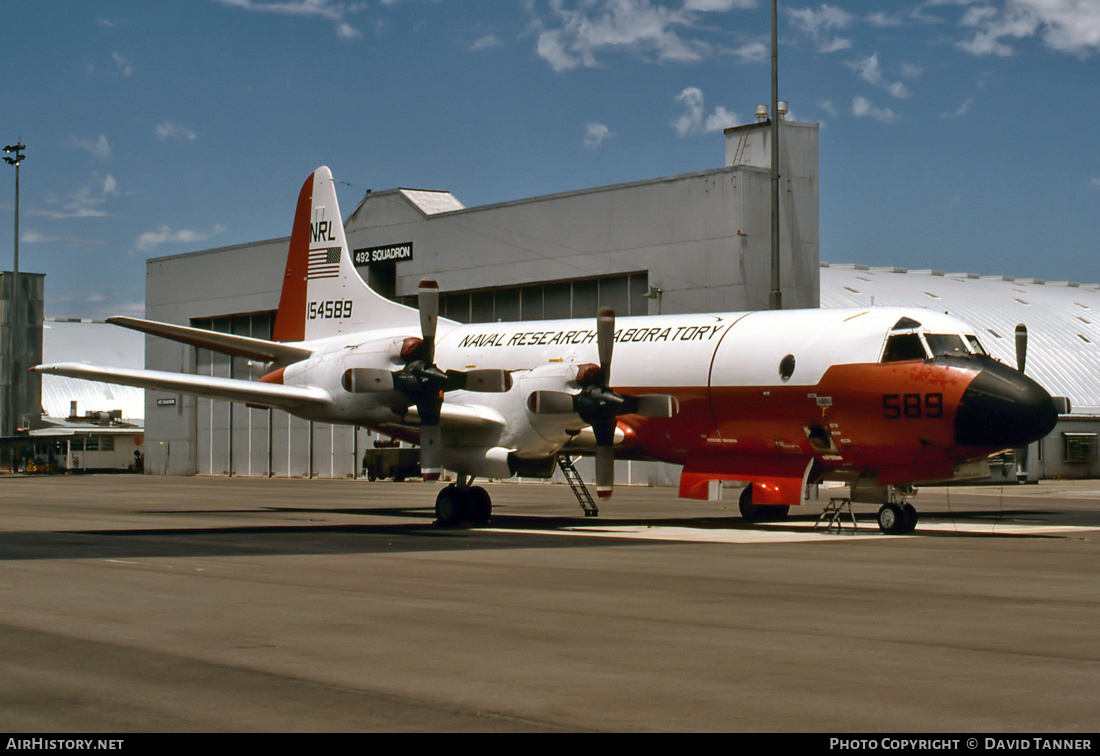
40,320,145,421
821,264,1100,413
399,189,465,215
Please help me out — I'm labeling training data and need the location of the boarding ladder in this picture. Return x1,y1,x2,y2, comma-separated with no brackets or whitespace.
557,456,600,517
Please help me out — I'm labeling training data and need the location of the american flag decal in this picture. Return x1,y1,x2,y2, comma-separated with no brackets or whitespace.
307,247,341,279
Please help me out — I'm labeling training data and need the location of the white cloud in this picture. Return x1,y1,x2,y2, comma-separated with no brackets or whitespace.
849,52,911,99
134,224,227,254
68,135,112,161
730,40,768,62
215,0,344,21
683,0,754,10
940,97,973,118
704,106,741,132
112,51,133,77
788,4,854,36
852,96,901,124
214,0,364,40
154,121,197,142
1090,177,1100,190
673,87,705,136
531,0,752,72
818,36,852,53
21,231,67,244
673,87,741,136
787,3,855,53
866,11,904,28
469,34,503,51
901,62,923,79
33,174,119,219
956,0,1100,59
336,22,362,40
584,122,613,149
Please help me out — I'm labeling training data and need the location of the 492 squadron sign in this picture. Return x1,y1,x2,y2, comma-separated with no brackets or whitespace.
353,242,413,269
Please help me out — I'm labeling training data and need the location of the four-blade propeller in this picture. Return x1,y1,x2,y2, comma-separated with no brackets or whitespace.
528,308,678,499
342,280,511,480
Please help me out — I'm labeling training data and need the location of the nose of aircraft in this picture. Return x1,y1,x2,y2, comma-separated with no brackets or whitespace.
954,362,1058,448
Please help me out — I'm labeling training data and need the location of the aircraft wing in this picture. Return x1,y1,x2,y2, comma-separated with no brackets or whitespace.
106,316,313,363
376,403,508,449
33,363,333,412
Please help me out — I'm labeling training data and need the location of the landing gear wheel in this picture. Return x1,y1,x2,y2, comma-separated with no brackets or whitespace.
434,485,465,525
467,486,492,525
901,503,918,534
434,485,493,526
877,502,910,535
739,484,790,522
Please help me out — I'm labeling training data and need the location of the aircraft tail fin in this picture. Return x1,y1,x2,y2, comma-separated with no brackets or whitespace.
273,166,419,343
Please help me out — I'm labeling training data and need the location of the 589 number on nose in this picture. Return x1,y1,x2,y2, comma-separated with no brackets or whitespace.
883,392,943,419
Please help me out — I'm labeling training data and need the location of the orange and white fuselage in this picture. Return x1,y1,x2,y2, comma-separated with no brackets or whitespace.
34,166,1058,515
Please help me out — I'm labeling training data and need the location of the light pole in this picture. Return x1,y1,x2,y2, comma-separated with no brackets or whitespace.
769,0,782,311
3,141,25,439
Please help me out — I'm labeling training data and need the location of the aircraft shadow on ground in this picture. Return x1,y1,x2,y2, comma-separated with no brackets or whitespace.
0,505,1074,562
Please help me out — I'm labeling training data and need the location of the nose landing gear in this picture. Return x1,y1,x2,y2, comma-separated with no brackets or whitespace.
877,500,918,535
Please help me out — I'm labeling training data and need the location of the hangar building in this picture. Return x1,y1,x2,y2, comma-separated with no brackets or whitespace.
143,115,820,479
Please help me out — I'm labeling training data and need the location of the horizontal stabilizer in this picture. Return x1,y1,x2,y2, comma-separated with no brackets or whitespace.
33,363,333,412
107,316,313,364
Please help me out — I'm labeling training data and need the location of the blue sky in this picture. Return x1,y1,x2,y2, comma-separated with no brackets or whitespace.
2,0,1099,319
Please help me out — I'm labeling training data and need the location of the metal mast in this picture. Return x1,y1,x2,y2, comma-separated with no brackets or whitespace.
769,0,782,311
3,141,26,437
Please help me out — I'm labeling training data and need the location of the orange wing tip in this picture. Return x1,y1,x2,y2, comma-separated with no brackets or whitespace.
422,470,441,481
596,487,613,499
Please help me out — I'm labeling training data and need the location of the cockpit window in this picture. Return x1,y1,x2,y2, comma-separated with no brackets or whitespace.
965,335,988,356
882,333,929,362
925,333,969,357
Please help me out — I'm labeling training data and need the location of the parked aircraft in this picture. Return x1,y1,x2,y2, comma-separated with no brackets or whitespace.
34,167,1060,533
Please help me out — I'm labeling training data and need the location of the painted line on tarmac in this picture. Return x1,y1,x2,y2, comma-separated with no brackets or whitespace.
915,522,1100,537
485,525,883,544
483,520,1100,544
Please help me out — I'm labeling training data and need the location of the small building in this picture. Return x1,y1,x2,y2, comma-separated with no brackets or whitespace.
13,319,145,474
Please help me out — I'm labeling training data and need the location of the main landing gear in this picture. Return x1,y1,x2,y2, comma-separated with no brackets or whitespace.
876,501,918,535
434,475,492,526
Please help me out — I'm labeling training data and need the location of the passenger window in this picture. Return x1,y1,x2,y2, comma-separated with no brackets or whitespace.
882,334,928,363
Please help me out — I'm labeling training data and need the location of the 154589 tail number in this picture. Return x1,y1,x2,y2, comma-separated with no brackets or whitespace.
308,300,353,320
883,393,943,419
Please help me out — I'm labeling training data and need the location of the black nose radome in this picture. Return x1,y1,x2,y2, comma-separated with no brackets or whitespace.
954,362,1058,448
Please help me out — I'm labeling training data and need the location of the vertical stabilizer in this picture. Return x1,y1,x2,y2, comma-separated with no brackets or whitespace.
274,166,419,342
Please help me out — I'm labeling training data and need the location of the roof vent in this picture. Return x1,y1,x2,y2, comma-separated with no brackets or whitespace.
755,104,769,122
